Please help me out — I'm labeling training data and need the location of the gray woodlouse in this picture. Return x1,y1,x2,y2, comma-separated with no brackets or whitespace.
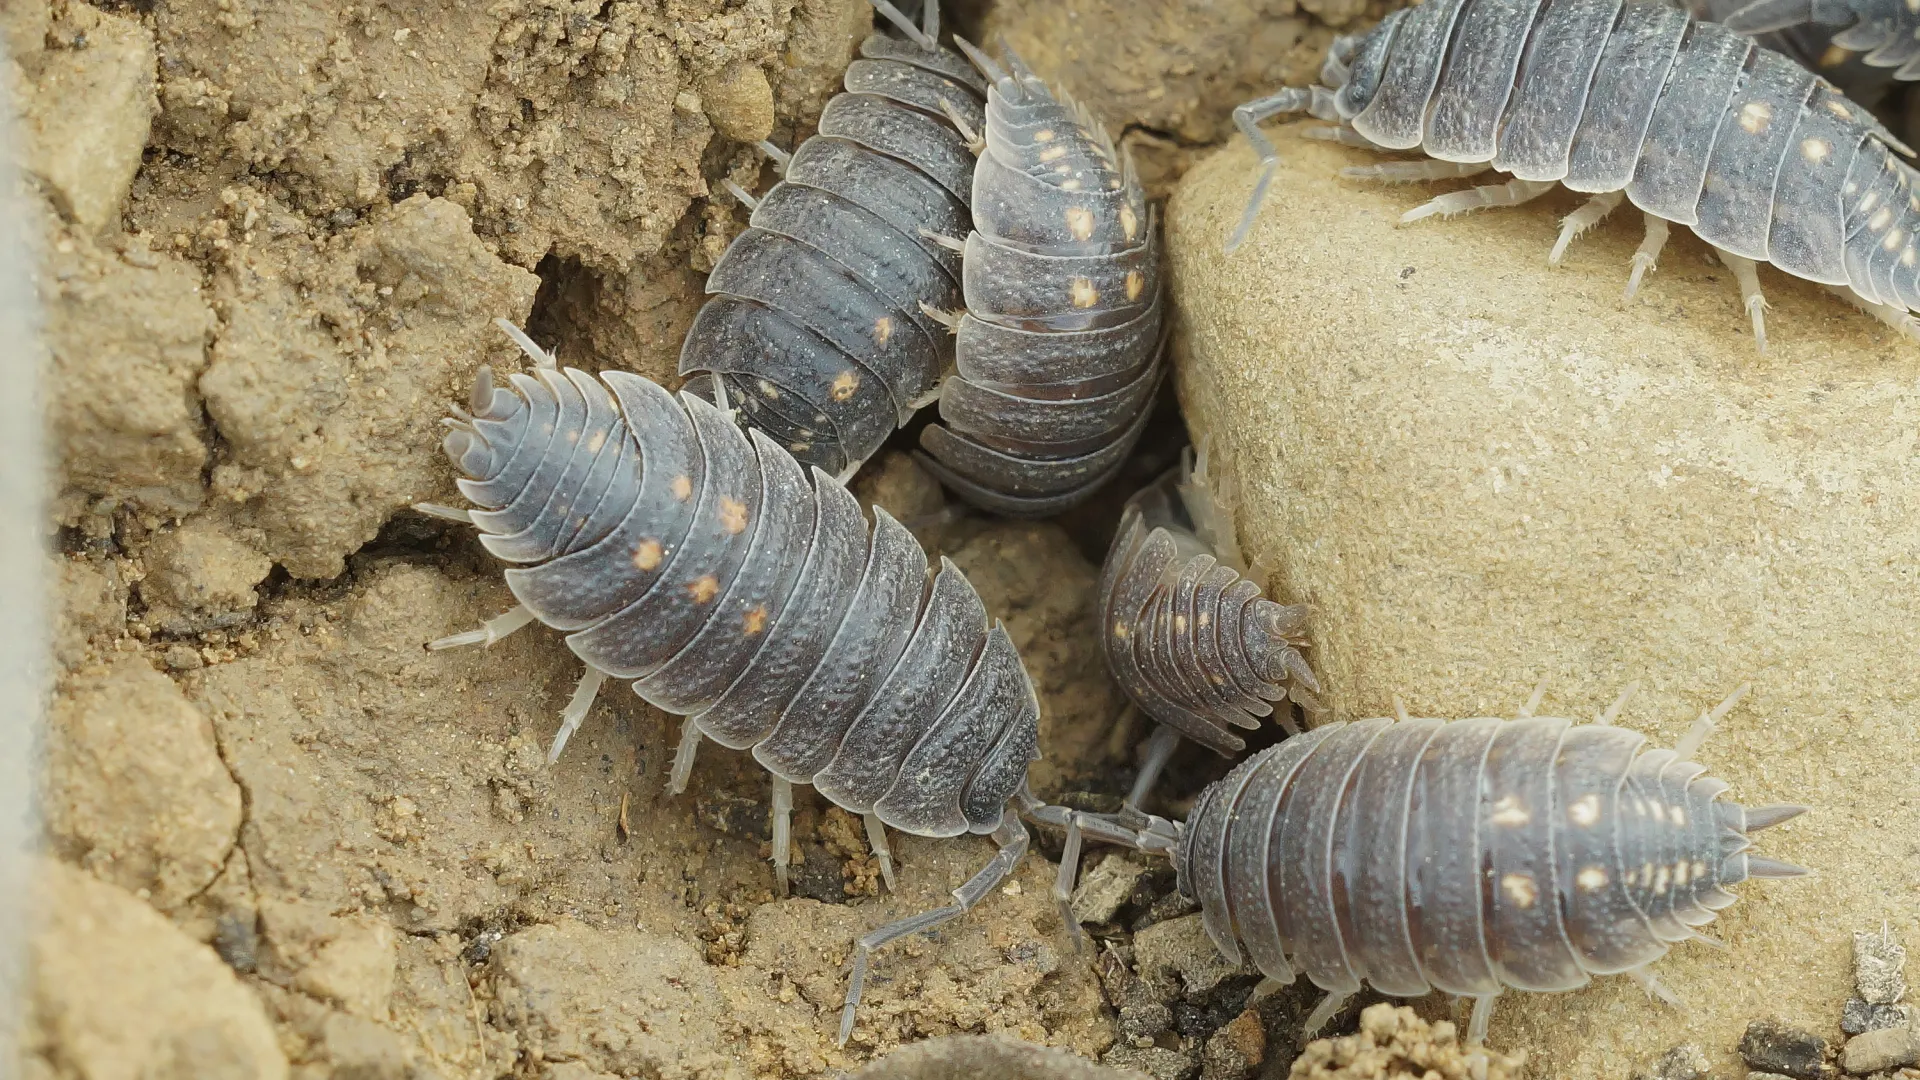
680,1,986,482
419,321,1048,1046
913,40,1167,517
1228,0,1920,350
1066,685,1810,1046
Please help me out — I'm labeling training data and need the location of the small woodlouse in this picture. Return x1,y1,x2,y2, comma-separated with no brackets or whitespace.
913,41,1166,517
1229,0,1920,350
1170,685,1808,1044
680,1,986,481
420,321,1047,1045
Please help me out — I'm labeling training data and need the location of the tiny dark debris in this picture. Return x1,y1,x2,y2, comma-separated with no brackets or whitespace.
212,912,258,974
1740,1018,1836,1080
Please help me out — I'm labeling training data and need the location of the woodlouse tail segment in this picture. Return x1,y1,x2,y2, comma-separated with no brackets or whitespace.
1742,803,1811,831
948,36,1009,89
1744,855,1813,877
493,316,556,370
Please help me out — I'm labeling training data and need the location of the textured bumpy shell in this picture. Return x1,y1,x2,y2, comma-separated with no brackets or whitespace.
915,52,1165,517
680,32,988,479
1099,468,1315,757
1175,714,1770,998
1336,0,1920,313
444,365,1040,838
1715,0,1920,100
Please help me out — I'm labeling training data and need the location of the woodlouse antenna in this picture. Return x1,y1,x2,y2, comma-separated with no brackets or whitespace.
949,36,1009,88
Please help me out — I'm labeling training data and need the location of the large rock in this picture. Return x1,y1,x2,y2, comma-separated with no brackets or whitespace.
22,5,156,232
1168,132,1920,1075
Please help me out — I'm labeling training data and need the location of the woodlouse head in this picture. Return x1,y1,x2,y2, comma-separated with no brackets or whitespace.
1331,11,1403,121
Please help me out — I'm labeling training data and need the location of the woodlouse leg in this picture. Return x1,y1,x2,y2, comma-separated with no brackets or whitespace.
867,0,937,50
917,300,964,334
546,666,608,764
722,179,760,213
668,717,703,795
1398,178,1555,227
494,317,557,370
1594,682,1640,726
1672,683,1750,761
863,813,898,892
1714,249,1772,353
916,227,967,254
1623,215,1670,301
1053,813,1089,951
772,775,794,897
1549,190,1624,267
1342,160,1489,184
1516,680,1548,718
1300,991,1354,1043
1624,963,1686,1010
1392,695,1410,722
1828,285,1920,341
1121,725,1184,821
428,604,536,651
1300,126,1389,151
411,502,474,524
1226,85,1339,252
838,818,1030,1046
753,139,791,174
937,98,984,155
1466,992,1501,1045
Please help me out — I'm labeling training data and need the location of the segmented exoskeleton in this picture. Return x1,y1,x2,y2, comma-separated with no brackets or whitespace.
913,41,1166,517
1229,0,1920,350
1697,0,1905,109
1720,0,1920,85
1036,685,1810,1047
680,1,985,481
420,321,1049,1045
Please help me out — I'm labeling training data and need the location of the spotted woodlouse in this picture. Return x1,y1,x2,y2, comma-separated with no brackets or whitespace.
1050,684,1809,1046
912,40,1166,517
419,320,1052,1045
680,1,986,482
1228,0,1920,350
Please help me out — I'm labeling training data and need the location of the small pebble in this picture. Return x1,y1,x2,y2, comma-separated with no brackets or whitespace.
1103,1044,1199,1080
1741,1019,1835,1080
1118,1002,1172,1040
1201,1008,1265,1080
1072,853,1152,925
1843,998,1912,1035
1289,1003,1526,1080
1856,926,1909,1006
1843,1023,1920,1075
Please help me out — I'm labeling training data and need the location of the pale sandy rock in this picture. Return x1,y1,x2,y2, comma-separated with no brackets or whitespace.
201,195,539,578
487,919,745,1079
43,230,212,520
1170,130,1920,1077
51,556,124,669
1290,1003,1524,1080
23,6,154,231
141,517,274,617
22,858,289,1080
698,59,775,144
41,656,241,911
773,0,870,132
1071,853,1152,926
290,915,397,1020
1844,1023,1920,1074
852,1033,1153,1079
2,0,47,67
1133,914,1250,999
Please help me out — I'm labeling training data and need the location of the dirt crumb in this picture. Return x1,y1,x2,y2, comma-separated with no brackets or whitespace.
1290,1003,1525,1080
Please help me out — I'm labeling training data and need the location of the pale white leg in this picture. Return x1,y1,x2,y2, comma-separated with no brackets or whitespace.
771,776,794,897
668,716,703,795
1247,975,1291,1003
546,666,607,764
429,605,535,650
917,300,964,333
939,97,983,153
1300,125,1389,150
1595,681,1640,725
1673,683,1750,761
1549,190,1624,266
1832,285,1920,341
1399,178,1556,226
1467,992,1501,1045
1300,990,1354,1042
494,318,557,369
722,178,760,212
916,227,967,254
863,812,898,892
1715,248,1771,352
755,139,791,172
1624,214,1670,300
1517,679,1548,718
1053,811,1088,949
1625,963,1686,1009
1393,694,1410,722
1226,84,1341,252
1343,160,1490,184
412,502,474,523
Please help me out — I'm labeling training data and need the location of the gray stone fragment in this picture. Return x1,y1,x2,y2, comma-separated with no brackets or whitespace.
1740,1018,1835,1080
1855,926,1909,1005
1133,914,1252,999
1118,1003,1172,1041
1841,1022,1920,1075
1842,998,1912,1035
1630,1043,1711,1080
1101,1045,1198,1080
1072,853,1151,925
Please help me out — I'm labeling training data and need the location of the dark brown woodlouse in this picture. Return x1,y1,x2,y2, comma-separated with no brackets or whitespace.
418,321,1056,1045
680,2,985,482
1229,0,1920,350
913,40,1167,517
1049,685,1810,1047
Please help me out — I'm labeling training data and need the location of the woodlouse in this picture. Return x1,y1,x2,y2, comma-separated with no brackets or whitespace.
1072,685,1810,1045
913,40,1166,517
680,1,986,481
1228,0,1920,350
420,321,1047,1045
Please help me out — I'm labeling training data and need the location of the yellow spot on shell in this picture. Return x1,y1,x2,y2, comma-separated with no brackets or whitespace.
1126,270,1145,301
832,369,861,401
873,316,893,345
1113,620,1129,639
1692,861,1708,880
1821,44,1854,68
743,605,768,635
671,475,693,500
1040,145,1067,162
687,575,719,604
1121,204,1139,241
1568,794,1600,826
1870,206,1894,231
1827,96,1855,120
1885,228,1906,252
1654,865,1670,893
1650,802,1667,822
1490,796,1529,826
633,538,664,571
1803,138,1833,163
1500,873,1537,908
1673,860,1690,886
1739,101,1772,134
587,431,606,453
1577,866,1608,892
1902,246,1916,268
758,379,781,399
1671,806,1686,826
1062,178,1083,192
1070,277,1100,308
1173,614,1187,632
1066,207,1095,241
719,497,748,535
1033,128,1055,142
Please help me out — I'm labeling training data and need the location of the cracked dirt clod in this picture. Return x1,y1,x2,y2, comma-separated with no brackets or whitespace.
41,656,243,913
1289,1003,1526,1080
